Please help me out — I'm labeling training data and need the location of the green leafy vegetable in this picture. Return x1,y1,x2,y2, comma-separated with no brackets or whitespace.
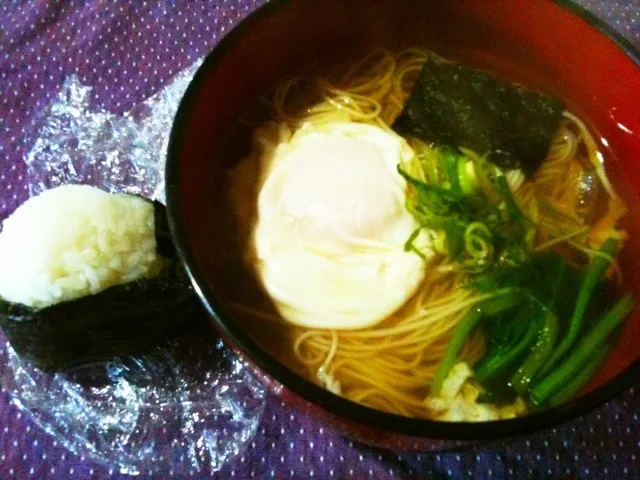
548,343,613,407
510,310,558,394
430,292,521,396
391,57,632,410
538,237,619,376
474,307,539,382
430,308,483,397
392,59,564,176
530,294,634,404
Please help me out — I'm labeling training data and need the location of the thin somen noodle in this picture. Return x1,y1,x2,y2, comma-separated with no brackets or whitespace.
231,48,626,418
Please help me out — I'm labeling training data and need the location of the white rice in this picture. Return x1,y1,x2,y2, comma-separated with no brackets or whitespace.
0,184,162,309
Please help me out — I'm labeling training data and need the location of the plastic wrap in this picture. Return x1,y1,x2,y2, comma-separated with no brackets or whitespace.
24,59,203,202
1,61,266,475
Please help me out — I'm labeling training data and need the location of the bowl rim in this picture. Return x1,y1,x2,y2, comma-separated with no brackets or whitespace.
166,0,640,441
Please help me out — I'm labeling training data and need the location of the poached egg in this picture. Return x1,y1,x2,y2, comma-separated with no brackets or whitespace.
252,121,430,329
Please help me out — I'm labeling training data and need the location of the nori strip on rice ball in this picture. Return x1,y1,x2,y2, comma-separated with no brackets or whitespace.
0,185,200,371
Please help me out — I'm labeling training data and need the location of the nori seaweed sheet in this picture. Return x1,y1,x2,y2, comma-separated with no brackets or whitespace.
0,200,201,372
392,60,564,176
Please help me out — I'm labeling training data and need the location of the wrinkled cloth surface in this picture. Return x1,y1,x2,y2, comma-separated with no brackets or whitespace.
2,1,640,478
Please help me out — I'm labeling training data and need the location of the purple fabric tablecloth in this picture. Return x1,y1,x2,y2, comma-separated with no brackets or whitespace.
2,1,640,478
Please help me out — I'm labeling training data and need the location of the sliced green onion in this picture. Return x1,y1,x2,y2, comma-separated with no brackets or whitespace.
464,222,493,260
494,173,527,223
403,227,427,259
458,160,477,195
441,147,462,196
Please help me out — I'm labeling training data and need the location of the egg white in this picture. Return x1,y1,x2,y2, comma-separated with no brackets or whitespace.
252,121,430,330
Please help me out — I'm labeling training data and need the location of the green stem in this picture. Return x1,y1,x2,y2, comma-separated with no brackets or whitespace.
530,294,634,405
431,291,520,396
479,292,522,316
431,308,483,396
473,343,510,378
538,237,618,376
548,343,613,407
510,310,558,394
474,308,539,382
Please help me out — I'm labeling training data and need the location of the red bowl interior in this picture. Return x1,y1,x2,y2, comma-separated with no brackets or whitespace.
167,0,640,441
